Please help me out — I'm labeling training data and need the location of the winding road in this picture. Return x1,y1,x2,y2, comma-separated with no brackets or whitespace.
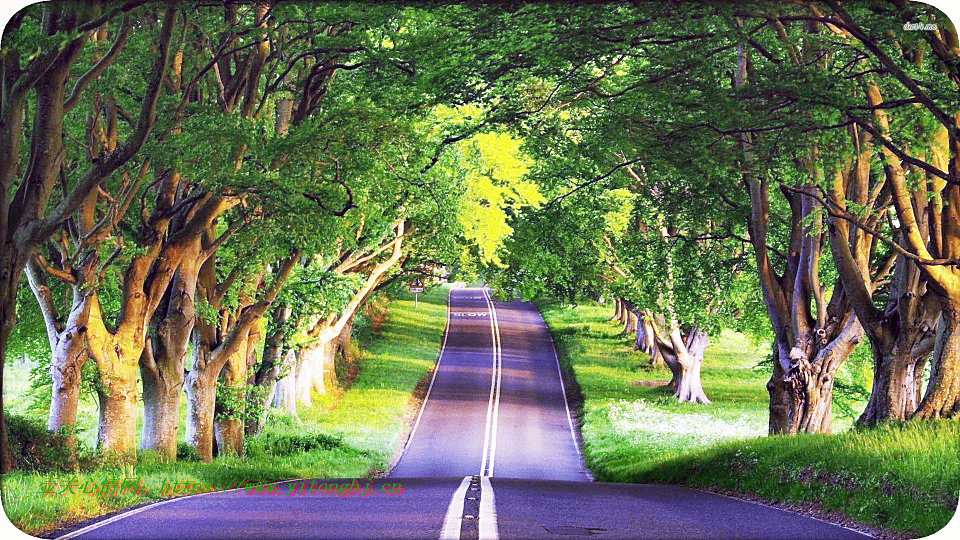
48,287,870,540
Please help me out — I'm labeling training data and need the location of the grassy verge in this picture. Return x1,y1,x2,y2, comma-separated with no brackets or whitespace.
540,300,959,539
1,285,448,536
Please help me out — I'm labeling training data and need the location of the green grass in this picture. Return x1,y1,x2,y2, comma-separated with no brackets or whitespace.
540,300,960,539
1,285,449,536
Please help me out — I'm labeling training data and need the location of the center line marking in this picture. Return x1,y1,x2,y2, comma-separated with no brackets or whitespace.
440,476,473,540
479,287,503,477
479,476,499,540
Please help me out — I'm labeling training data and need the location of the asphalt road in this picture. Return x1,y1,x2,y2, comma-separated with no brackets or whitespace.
50,287,870,540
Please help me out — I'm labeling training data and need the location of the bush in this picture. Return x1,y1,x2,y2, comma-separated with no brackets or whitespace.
245,431,345,458
5,413,76,472
176,441,202,462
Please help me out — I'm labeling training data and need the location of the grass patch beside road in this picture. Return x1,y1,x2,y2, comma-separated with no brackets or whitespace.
2,285,449,536
540,300,960,539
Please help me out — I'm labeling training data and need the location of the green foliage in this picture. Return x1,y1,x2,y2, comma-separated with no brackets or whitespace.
244,432,347,459
214,381,246,422
176,442,203,463
4,414,82,472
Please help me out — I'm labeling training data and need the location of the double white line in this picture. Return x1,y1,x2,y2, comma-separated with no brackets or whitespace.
440,288,502,540
479,287,503,477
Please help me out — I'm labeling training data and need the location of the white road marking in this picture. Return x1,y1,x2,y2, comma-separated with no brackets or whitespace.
53,476,273,540
545,313,594,482
404,288,453,452
479,476,499,540
440,476,473,540
486,291,502,477
479,287,503,477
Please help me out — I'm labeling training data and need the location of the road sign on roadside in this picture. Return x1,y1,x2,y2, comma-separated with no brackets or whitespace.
409,280,424,307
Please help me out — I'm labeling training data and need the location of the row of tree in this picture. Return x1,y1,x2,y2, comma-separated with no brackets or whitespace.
0,1,538,472
483,1,958,434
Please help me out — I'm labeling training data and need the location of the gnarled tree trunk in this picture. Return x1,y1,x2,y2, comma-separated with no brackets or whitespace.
915,299,960,419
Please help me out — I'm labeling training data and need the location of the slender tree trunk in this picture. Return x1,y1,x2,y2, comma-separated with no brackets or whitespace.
247,304,289,435
272,349,299,416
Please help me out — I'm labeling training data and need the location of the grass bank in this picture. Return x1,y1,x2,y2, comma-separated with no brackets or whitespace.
540,300,959,539
1,285,448,536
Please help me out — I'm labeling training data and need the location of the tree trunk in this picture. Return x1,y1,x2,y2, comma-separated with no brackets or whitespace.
295,338,338,406
0,260,21,472
915,301,960,419
673,327,710,404
247,305,289,435
140,238,202,459
859,343,930,425
93,349,140,460
767,314,862,435
623,309,639,335
643,311,710,403
45,303,90,447
272,349,299,416
185,368,217,462
214,327,255,457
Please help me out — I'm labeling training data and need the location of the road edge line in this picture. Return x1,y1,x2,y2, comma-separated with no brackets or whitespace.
52,476,267,540
542,310,594,482
440,476,473,540
402,286,453,454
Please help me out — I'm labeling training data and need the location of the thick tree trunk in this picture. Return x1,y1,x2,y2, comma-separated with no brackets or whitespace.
185,368,217,462
859,344,929,425
767,314,862,434
48,329,89,452
295,338,338,406
915,301,960,419
140,364,181,461
0,263,20,472
94,349,140,460
623,309,639,335
857,307,936,426
140,239,202,459
214,327,256,457
612,298,626,324
642,311,710,403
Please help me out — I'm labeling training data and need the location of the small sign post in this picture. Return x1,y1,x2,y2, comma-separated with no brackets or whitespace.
409,280,424,308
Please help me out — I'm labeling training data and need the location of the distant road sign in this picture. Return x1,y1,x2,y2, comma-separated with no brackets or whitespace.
409,281,424,294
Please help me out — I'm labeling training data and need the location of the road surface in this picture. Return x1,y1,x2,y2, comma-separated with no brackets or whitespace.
50,287,869,540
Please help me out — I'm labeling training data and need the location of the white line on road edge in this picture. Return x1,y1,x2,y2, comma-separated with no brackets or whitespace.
479,476,499,540
479,287,503,477
544,314,595,482
440,476,473,540
403,287,453,453
52,476,267,540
